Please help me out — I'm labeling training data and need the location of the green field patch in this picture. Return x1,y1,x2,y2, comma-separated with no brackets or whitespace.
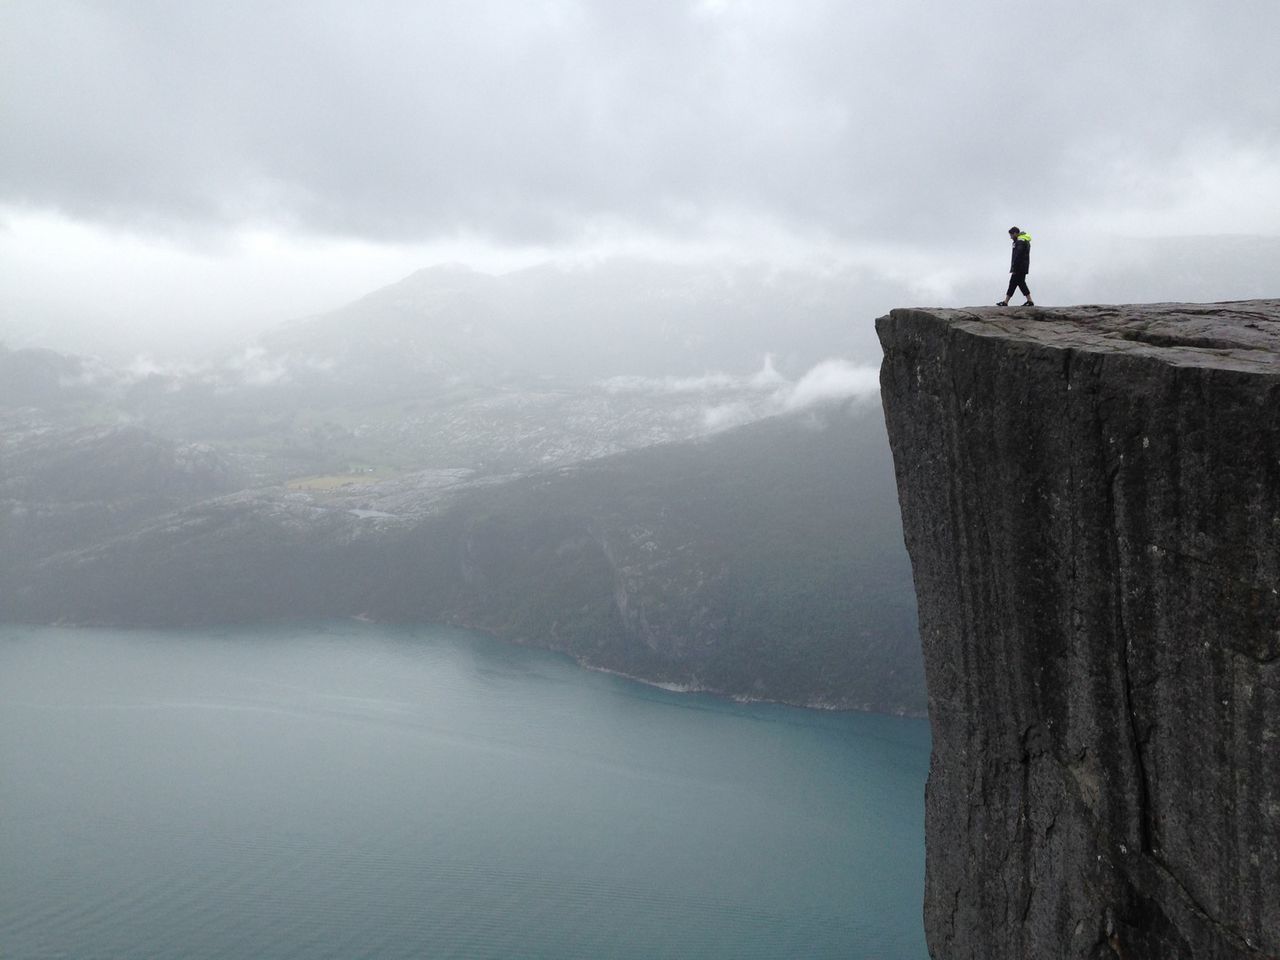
286,469,394,492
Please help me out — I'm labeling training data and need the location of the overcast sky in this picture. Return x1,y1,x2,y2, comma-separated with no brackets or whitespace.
3,0,1278,356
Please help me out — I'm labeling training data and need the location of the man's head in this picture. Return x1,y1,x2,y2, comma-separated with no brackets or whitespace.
1008,226,1020,238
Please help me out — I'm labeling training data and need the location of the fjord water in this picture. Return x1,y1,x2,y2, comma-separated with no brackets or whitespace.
0,622,928,959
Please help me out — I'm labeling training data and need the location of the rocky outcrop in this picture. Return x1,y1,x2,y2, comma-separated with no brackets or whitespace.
877,302,1280,959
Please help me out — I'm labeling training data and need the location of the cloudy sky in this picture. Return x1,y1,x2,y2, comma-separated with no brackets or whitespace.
2,0,1278,356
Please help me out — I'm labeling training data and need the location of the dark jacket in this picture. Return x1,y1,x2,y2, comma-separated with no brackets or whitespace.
1010,233,1031,274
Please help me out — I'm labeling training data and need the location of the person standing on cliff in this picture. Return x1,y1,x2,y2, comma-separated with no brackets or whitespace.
997,227,1034,306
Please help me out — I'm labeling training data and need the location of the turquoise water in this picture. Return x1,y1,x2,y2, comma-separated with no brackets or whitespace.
0,622,929,959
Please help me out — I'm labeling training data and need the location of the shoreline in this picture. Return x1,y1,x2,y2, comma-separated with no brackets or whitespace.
7,614,927,720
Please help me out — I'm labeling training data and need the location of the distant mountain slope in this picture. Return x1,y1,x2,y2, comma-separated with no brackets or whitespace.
4,402,923,714
0,422,239,600
255,259,879,391
0,344,107,408
390,401,922,712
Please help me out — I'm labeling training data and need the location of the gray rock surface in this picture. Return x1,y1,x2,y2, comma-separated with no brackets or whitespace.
877,301,1280,959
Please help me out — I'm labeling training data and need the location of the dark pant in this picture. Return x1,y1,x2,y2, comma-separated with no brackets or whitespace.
1007,272,1030,298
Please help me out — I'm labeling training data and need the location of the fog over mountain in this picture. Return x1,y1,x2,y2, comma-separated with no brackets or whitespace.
256,259,885,383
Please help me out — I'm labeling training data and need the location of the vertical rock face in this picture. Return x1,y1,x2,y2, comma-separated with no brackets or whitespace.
877,303,1280,959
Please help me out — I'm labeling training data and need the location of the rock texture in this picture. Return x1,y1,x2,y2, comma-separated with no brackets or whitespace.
877,302,1280,959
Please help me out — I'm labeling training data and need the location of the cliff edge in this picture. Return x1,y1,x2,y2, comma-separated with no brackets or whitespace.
877,302,1280,959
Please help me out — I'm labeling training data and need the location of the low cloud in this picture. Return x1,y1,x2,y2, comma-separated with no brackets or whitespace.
111,346,310,390
225,346,290,387
779,360,880,411
601,355,785,395
701,401,755,431
605,354,880,434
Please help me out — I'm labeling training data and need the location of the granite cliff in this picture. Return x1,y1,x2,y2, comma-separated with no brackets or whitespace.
878,302,1279,958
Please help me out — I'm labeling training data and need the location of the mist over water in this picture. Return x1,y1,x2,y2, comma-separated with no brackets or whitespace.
1,622,929,959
